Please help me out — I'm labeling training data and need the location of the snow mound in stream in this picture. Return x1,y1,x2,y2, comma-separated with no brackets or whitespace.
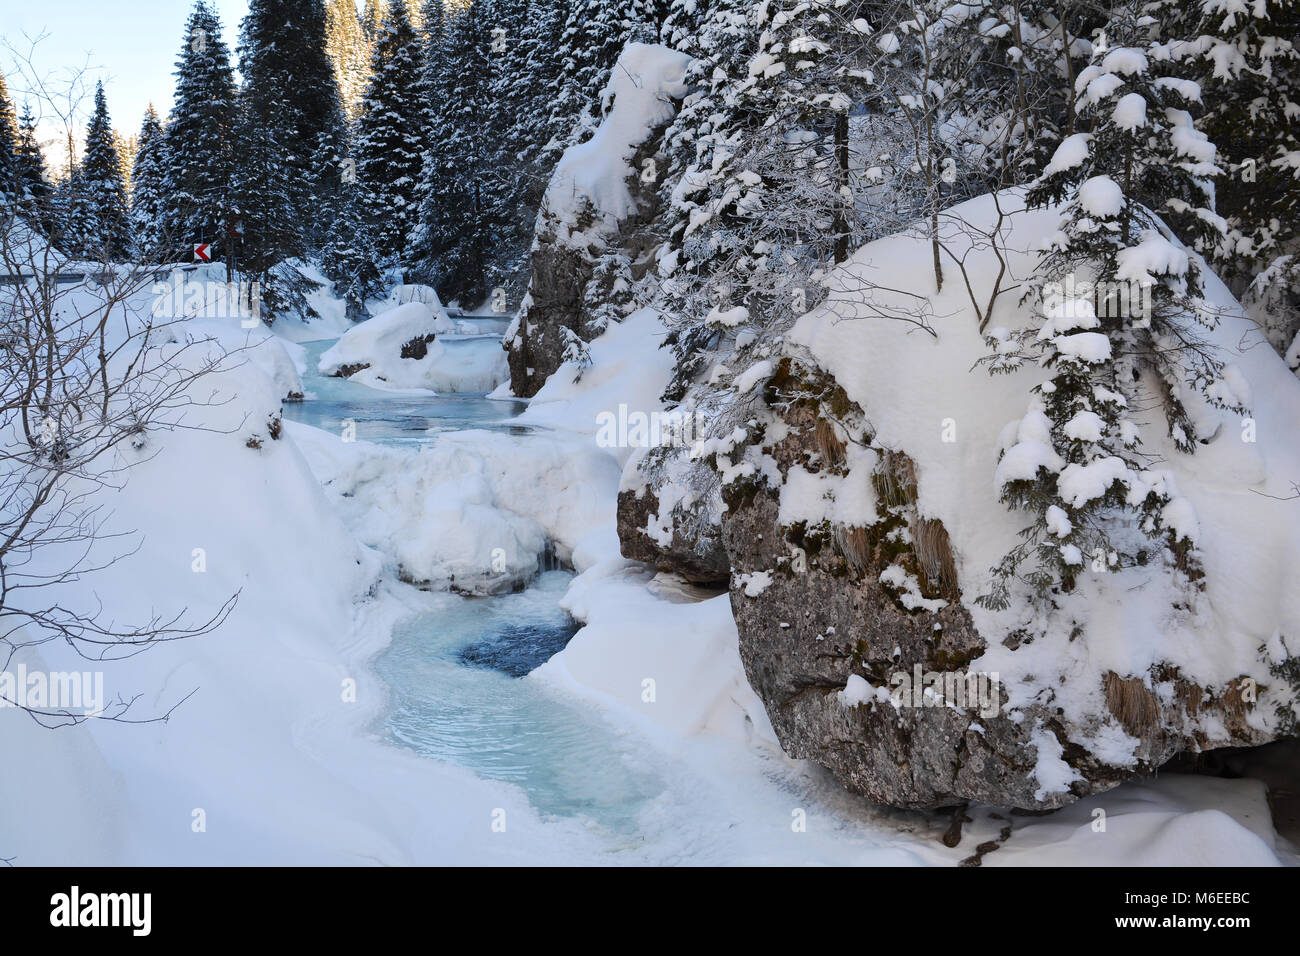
288,424,623,595
317,301,505,393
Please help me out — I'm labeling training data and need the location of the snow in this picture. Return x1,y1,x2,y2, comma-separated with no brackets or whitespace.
1042,133,1091,176
995,409,1064,487
317,300,504,393
1076,175,1124,218
1115,230,1189,285
0,308,589,863
838,673,878,707
707,304,750,327
1079,70,1125,107
734,359,774,394
1045,505,1074,538
879,564,948,613
6,200,1294,867
1031,721,1085,801
1063,410,1107,442
1112,92,1148,131
290,423,620,595
1056,457,1131,508
1100,47,1149,77
978,776,1286,866
319,301,446,374
1055,331,1113,363
515,308,675,467
543,44,691,239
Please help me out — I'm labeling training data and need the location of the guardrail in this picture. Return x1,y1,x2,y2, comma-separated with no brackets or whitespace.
0,263,208,287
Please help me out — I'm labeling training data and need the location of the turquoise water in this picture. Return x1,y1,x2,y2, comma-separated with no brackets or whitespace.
283,334,667,832
375,574,664,832
284,337,529,445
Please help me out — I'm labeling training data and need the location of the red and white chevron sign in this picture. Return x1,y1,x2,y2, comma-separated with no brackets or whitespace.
193,243,212,262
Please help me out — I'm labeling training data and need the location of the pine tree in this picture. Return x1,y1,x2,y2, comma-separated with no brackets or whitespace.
408,1,494,304
240,0,348,248
355,0,426,263
980,2,1243,606
438,1,500,305
479,0,535,298
405,0,457,279
13,104,50,208
924,0,1104,187
511,0,568,206
1154,0,1300,365
114,130,137,197
130,106,168,258
66,82,130,260
651,0,872,400
231,89,301,321
325,0,373,122
322,180,384,319
0,70,19,206
362,0,386,41
160,1,238,260
543,0,664,169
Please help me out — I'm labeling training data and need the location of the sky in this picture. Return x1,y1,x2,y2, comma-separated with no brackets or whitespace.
0,1,264,133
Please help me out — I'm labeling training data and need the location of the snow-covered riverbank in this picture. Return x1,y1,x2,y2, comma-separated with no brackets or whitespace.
0,302,1291,865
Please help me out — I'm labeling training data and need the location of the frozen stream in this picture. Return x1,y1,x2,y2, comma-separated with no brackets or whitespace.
278,330,975,864
273,328,1280,866
282,333,675,837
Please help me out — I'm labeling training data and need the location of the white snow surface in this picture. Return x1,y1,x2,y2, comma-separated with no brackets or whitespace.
317,301,505,393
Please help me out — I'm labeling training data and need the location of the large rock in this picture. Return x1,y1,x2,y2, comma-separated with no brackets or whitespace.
506,137,667,398
507,44,690,397
715,354,1273,810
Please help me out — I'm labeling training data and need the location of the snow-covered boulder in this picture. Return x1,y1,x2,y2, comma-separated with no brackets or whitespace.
319,301,448,376
506,43,691,397
385,283,452,314
706,191,1300,810
316,300,503,393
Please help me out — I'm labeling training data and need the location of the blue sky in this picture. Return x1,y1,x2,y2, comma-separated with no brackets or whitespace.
0,0,356,135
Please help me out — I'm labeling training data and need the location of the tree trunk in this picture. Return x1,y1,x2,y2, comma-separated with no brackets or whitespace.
833,112,851,264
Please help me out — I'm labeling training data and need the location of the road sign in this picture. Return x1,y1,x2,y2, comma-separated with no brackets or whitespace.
193,243,212,262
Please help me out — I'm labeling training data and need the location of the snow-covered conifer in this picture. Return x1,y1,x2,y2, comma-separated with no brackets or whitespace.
355,0,426,262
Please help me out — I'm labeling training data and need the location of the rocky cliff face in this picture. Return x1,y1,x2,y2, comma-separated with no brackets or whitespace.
505,140,664,398
505,44,687,398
